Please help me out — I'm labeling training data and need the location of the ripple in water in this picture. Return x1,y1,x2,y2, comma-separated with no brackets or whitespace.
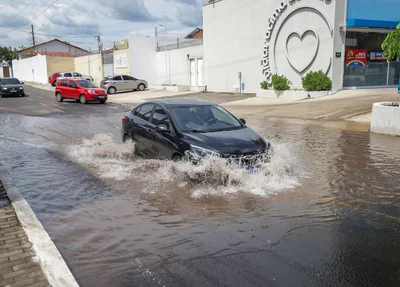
66,133,304,197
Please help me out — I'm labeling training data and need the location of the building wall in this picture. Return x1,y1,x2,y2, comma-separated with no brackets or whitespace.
12,55,48,84
46,56,75,77
74,54,104,85
129,36,158,84
114,49,130,76
156,45,203,86
331,0,348,90
204,0,338,92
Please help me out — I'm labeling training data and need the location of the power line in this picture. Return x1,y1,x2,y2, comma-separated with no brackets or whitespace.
0,24,94,39
1,0,60,33
2,0,36,23
0,0,13,9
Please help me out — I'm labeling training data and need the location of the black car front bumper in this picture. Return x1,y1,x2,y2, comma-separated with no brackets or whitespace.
0,90,24,97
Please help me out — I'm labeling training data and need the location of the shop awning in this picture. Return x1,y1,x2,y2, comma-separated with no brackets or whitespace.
347,19,399,29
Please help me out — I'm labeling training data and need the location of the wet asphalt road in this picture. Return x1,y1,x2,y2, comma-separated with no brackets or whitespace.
0,85,132,116
0,86,400,287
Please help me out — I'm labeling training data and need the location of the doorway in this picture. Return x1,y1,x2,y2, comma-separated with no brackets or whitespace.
197,58,203,87
3,67,10,77
190,59,196,86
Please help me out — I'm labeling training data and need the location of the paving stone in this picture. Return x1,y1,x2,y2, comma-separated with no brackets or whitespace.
4,238,24,245
0,242,21,251
3,266,41,280
0,259,25,271
13,268,43,282
18,277,49,287
8,245,32,253
9,251,35,262
0,250,23,260
0,277,15,286
12,261,37,272
4,277,36,287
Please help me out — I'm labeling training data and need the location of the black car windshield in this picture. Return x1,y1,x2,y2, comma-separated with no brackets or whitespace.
0,78,20,85
77,80,97,88
171,105,242,132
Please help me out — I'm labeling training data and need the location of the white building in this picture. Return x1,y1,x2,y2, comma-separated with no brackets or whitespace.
129,0,400,93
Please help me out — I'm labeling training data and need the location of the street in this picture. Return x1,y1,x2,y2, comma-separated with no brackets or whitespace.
0,86,400,287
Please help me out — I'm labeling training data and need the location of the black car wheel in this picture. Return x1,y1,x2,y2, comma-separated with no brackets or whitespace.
108,87,116,94
138,84,145,91
122,134,131,143
172,154,183,162
80,95,87,104
56,92,63,102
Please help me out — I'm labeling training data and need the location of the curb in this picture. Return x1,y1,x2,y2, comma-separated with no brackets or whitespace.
0,166,80,287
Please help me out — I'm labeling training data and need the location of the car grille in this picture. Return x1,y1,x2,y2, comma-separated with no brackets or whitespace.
221,150,269,166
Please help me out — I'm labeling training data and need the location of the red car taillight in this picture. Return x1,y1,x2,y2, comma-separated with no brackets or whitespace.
122,117,126,124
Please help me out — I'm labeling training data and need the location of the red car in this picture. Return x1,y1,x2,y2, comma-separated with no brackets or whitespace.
55,79,108,104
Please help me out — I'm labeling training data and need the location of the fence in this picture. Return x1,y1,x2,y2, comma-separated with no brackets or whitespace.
157,38,203,52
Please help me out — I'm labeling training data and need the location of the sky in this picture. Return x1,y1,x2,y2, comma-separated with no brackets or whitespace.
0,0,208,50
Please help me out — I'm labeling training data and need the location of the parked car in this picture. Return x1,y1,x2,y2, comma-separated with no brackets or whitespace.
55,79,107,104
121,99,271,168
0,77,25,97
49,72,93,86
100,75,148,94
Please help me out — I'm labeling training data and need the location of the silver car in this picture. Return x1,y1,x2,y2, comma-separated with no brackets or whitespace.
100,75,148,94
55,72,93,85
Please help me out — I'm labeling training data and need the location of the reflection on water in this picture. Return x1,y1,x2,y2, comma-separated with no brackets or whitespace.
0,113,399,286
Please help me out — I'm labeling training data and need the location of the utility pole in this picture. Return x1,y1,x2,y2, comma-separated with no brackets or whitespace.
31,25,35,46
159,24,167,85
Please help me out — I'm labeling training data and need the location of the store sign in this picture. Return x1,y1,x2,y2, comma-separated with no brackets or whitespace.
345,49,367,67
370,52,388,61
262,0,333,83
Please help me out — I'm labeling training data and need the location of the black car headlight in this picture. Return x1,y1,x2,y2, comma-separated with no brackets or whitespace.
187,145,220,160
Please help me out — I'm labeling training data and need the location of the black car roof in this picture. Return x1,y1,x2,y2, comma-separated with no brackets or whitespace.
150,98,213,108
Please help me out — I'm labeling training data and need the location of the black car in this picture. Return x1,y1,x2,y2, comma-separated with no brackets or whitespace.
122,99,271,167
0,78,25,97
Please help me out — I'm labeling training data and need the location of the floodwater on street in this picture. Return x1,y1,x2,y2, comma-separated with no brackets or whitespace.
0,109,399,286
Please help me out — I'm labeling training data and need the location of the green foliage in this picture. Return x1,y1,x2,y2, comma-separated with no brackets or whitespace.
271,74,291,91
208,0,215,3
382,23,400,62
260,80,270,90
301,70,332,91
0,46,16,66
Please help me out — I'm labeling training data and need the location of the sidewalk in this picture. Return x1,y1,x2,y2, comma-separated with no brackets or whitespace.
222,88,399,123
0,182,49,287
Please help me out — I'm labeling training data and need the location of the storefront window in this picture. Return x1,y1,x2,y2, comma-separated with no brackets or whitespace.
344,31,400,87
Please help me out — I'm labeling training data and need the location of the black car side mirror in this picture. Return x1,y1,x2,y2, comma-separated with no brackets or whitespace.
21,82,24,85
156,124,171,133
240,118,246,125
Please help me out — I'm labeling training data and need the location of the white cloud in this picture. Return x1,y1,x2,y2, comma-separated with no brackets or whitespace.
0,0,207,49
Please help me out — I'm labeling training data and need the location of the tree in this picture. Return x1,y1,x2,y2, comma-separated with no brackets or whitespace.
0,46,16,66
381,23,400,61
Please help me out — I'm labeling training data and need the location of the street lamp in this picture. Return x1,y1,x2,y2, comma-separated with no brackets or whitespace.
159,24,167,85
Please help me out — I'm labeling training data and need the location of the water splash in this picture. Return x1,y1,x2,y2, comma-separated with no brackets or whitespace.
66,134,303,197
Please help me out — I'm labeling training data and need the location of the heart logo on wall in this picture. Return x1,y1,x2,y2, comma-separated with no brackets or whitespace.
285,30,320,74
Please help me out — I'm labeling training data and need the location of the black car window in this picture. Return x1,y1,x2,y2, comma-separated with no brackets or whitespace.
58,73,62,77
64,73,72,77
112,76,122,81
122,75,135,81
69,81,78,88
0,78,20,85
73,73,81,77
152,106,170,126
135,104,154,122
60,80,68,87
132,106,141,117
